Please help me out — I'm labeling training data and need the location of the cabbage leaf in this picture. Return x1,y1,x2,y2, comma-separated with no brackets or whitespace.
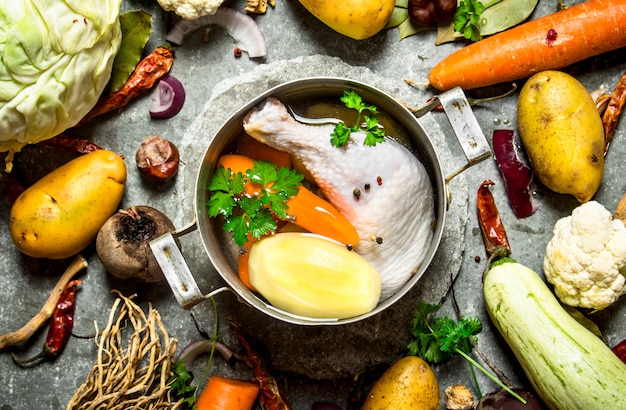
0,0,123,170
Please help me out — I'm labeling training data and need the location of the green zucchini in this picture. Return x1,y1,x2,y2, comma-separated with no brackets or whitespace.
483,257,626,410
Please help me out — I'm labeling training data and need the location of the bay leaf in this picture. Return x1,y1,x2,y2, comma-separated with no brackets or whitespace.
478,0,539,36
385,7,409,29
108,10,153,93
435,0,539,45
398,17,430,40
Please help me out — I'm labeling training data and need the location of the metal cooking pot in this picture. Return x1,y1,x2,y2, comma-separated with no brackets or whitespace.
150,77,490,325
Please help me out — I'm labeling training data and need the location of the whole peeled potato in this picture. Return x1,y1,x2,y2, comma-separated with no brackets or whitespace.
10,150,126,259
297,0,395,40
248,232,381,319
363,356,440,410
517,70,604,203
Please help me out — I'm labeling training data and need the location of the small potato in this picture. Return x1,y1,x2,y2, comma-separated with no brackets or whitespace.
363,356,440,410
297,0,395,40
517,70,604,203
10,150,126,259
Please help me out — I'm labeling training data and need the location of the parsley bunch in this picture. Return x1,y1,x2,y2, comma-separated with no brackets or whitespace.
408,301,526,404
169,361,197,408
208,160,303,246
330,90,386,147
408,301,482,363
454,0,486,42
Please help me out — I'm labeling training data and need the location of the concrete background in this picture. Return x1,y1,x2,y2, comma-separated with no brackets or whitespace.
1,0,625,408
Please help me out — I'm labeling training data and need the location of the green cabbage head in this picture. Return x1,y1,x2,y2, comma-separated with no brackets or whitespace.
0,0,123,169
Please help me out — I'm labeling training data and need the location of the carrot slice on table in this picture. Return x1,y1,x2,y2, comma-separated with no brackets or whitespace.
428,0,626,90
196,375,260,410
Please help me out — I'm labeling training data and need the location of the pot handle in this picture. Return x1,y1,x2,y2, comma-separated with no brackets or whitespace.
150,220,229,309
412,86,491,204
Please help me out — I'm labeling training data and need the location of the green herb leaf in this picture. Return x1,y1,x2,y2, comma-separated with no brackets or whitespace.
407,301,528,405
364,115,386,146
207,160,303,246
169,361,197,407
331,90,387,148
453,0,486,42
407,301,482,364
331,123,353,147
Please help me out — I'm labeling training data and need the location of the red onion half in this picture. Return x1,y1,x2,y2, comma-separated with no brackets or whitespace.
166,7,267,58
493,129,537,218
149,75,185,119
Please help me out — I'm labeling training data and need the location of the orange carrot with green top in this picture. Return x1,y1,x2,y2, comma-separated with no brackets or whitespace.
196,375,260,410
429,0,626,91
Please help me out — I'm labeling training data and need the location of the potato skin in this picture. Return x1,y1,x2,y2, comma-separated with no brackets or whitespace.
363,356,440,410
297,0,395,40
10,150,126,259
517,70,604,203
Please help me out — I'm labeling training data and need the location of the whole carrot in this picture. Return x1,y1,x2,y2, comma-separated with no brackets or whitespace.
429,0,626,90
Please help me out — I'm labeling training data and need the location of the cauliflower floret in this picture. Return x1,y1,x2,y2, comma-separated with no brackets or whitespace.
157,0,225,20
543,201,626,311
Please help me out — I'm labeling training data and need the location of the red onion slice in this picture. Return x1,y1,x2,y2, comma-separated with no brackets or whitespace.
493,129,537,218
149,75,185,119
166,7,267,59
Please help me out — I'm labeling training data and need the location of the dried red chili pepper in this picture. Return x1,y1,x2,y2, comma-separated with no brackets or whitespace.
40,134,104,155
477,180,511,258
612,339,626,364
11,280,81,365
77,45,174,126
230,320,292,410
602,70,626,155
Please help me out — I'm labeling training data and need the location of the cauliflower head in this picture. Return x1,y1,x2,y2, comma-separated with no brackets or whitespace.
157,0,225,19
0,0,122,170
543,200,626,310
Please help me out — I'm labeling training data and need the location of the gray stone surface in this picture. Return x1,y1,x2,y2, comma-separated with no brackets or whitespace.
0,0,625,409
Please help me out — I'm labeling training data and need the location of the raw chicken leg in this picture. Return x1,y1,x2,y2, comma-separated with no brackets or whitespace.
243,97,435,299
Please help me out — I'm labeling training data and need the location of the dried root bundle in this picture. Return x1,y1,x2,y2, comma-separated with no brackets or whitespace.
67,291,183,409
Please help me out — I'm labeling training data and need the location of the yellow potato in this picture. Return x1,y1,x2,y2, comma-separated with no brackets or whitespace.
247,232,381,318
10,150,126,259
517,70,604,203
363,356,440,410
297,0,395,40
